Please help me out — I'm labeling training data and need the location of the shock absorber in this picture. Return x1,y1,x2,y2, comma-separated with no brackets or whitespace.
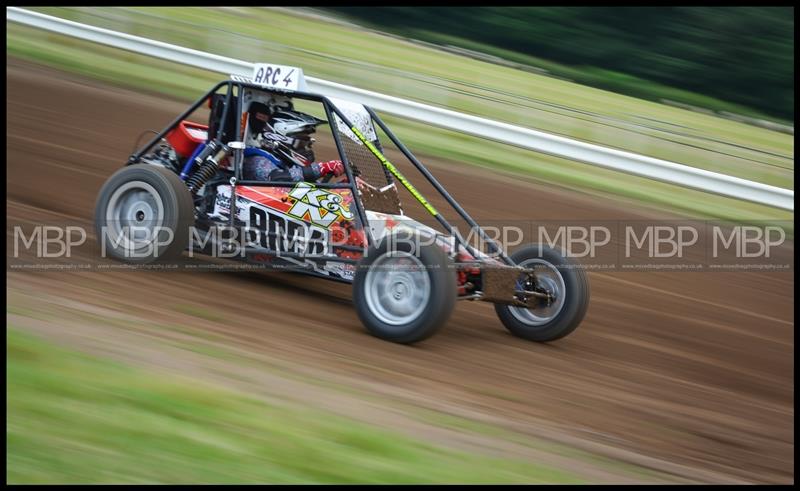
186,143,229,193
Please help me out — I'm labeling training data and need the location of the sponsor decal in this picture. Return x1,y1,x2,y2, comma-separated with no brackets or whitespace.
287,182,354,229
211,184,361,259
247,202,327,256
324,261,355,281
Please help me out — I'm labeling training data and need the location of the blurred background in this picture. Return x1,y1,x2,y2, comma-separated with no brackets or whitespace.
330,7,794,122
6,7,794,484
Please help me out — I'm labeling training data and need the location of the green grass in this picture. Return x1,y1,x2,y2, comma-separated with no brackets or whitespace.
409,407,661,481
7,327,581,484
6,10,794,224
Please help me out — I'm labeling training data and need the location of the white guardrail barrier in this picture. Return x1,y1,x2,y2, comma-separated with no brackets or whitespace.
7,7,794,211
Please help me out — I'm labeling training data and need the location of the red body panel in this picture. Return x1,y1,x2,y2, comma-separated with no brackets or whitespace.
166,120,209,157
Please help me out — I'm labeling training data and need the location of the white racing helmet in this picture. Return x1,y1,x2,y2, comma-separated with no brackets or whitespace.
263,109,327,166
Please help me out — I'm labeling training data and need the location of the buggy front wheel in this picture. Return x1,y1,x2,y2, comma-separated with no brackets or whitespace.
494,244,590,342
353,234,456,344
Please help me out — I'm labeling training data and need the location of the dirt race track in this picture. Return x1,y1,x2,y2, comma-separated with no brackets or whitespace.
6,59,794,483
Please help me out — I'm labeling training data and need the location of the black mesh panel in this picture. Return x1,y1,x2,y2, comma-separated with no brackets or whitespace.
337,130,402,215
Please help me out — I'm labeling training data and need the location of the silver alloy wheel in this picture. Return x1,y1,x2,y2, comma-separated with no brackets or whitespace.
104,180,165,254
509,258,566,326
364,251,431,325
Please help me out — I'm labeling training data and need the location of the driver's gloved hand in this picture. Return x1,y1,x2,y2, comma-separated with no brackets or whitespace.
316,160,345,177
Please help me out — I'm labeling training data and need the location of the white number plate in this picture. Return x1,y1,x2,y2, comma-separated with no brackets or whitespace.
252,63,307,92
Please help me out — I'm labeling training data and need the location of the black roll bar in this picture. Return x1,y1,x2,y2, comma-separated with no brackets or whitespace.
321,100,375,247
127,79,511,265
366,107,513,266
323,100,487,262
128,81,230,164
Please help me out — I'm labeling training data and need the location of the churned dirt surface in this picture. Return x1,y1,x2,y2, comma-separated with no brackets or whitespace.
6,58,794,483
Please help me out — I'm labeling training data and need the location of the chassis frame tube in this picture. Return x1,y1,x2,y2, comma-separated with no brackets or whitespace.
321,99,376,247
128,81,230,164
128,81,375,254
126,80,506,266
367,107,514,266
227,83,373,251
324,101,483,266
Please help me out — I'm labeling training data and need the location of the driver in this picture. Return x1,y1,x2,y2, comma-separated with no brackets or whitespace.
243,102,345,183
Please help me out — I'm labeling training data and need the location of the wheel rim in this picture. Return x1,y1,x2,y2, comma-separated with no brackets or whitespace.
364,251,431,326
509,258,566,326
104,180,165,254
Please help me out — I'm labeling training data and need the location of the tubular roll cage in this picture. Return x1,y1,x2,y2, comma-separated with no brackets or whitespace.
128,80,514,268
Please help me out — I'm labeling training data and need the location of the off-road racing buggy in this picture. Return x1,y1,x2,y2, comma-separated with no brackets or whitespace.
95,63,589,344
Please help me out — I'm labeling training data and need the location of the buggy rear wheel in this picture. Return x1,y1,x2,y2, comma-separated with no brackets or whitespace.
94,164,194,264
494,244,590,342
353,234,456,344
